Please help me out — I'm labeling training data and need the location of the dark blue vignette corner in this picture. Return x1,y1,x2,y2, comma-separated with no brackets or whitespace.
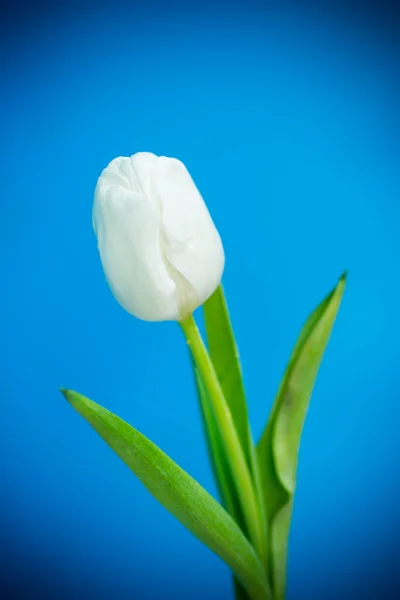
1,0,400,598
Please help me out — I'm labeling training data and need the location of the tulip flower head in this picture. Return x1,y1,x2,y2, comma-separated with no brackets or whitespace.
93,153,225,321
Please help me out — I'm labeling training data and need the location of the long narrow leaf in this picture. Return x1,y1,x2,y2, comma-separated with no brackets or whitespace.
62,389,270,600
192,364,250,600
204,286,266,529
203,285,268,596
204,285,252,469
193,363,243,524
257,273,346,600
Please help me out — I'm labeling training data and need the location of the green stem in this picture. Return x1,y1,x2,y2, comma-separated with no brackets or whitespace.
180,315,267,571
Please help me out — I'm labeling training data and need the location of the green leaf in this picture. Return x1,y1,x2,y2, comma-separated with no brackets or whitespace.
62,389,271,600
193,363,243,525
257,272,347,600
203,285,268,592
204,285,252,469
192,364,250,600
204,287,265,528
234,578,254,600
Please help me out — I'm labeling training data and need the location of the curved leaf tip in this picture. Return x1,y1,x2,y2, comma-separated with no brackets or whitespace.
62,389,271,600
257,272,347,600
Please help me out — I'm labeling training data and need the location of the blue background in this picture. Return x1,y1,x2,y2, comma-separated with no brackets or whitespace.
1,1,399,598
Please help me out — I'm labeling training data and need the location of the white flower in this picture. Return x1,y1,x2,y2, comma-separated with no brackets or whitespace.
93,152,225,321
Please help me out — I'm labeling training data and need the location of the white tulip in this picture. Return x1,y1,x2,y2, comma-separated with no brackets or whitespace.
93,152,225,322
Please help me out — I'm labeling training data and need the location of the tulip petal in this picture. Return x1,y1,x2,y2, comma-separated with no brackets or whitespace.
94,161,179,321
151,157,225,307
93,153,225,321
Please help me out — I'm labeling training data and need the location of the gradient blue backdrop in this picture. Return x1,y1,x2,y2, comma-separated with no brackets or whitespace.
1,1,399,598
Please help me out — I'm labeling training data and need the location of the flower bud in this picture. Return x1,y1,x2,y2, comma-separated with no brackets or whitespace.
93,152,225,321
